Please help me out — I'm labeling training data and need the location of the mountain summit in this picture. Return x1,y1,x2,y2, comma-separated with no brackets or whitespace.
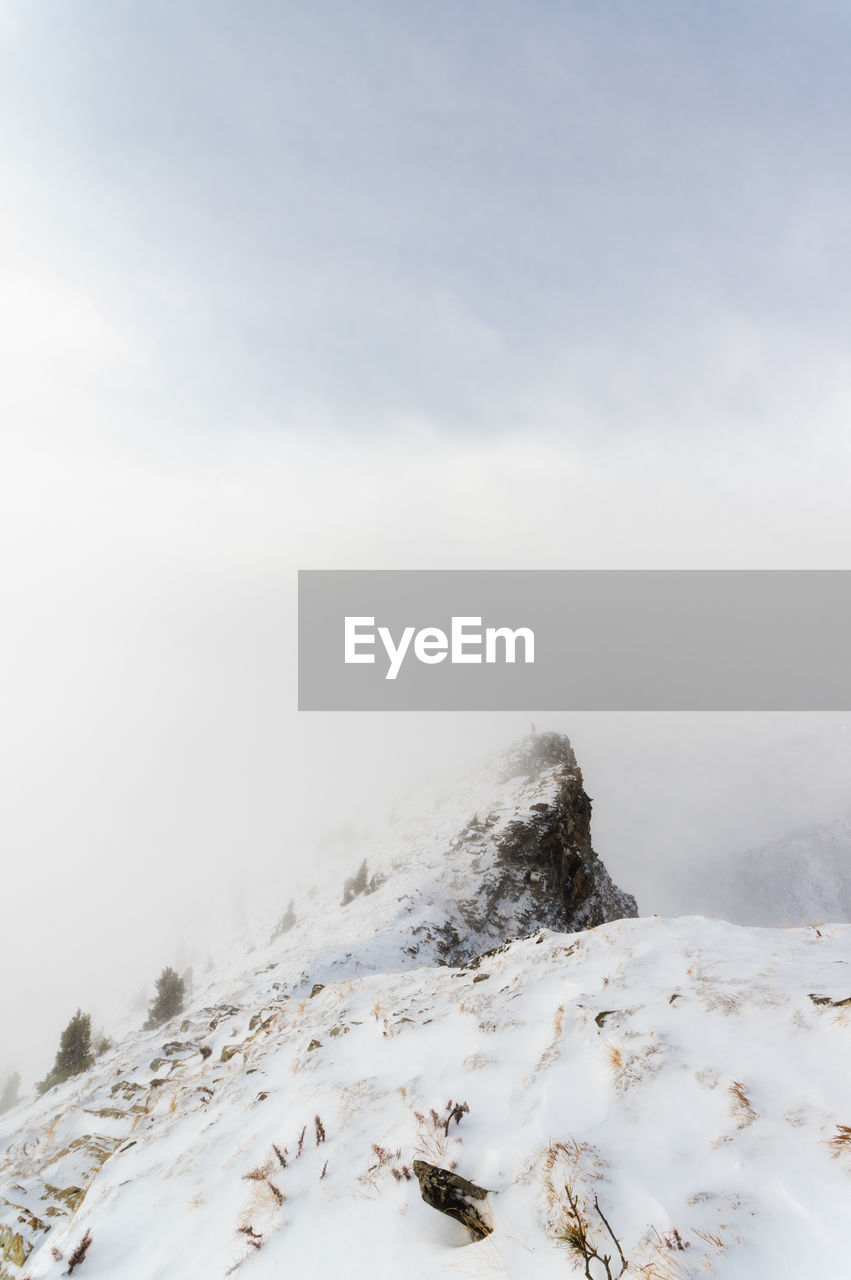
421,731,638,964
264,731,637,986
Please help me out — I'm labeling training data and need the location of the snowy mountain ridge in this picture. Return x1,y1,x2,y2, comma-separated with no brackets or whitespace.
1,735,850,1279
683,812,851,927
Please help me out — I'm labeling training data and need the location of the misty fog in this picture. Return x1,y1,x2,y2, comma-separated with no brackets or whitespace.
2,2,851,1096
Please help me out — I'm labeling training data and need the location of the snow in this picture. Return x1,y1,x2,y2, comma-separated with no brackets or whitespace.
1,741,849,1279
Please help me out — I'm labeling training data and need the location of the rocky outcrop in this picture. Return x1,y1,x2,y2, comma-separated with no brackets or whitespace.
0,1127,127,1280
494,741,636,930
1,1222,31,1277
431,734,637,964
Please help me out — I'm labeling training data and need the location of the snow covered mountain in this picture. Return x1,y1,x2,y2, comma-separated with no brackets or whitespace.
2,734,849,1280
680,813,851,927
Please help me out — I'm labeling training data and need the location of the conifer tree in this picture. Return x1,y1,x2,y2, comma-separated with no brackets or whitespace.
37,1010,94,1094
341,859,369,905
144,966,186,1029
271,898,297,941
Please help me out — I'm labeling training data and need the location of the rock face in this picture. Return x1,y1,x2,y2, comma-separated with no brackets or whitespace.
496,734,635,929
431,733,638,964
0,1224,30,1275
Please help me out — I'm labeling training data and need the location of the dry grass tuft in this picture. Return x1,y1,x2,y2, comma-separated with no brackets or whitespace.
827,1124,851,1157
729,1080,757,1128
605,1039,666,1094
633,1221,732,1278
536,1007,567,1070
265,1179,285,1205
66,1229,93,1274
238,1224,263,1251
542,1144,626,1280
412,1101,457,1163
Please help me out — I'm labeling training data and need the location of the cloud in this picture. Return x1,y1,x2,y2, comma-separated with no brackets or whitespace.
4,2,851,436
2,0,851,1082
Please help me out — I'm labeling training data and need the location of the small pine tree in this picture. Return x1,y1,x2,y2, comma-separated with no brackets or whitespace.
341,860,369,906
270,898,297,941
37,1011,94,1094
0,1071,21,1114
144,966,186,1029
93,1028,113,1057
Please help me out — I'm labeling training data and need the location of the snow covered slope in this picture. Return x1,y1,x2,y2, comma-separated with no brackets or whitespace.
2,737,849,1280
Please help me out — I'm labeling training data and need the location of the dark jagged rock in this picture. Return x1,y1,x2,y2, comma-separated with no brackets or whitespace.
280,733,637,985
412,1159,492,1240
492,765,633,929
433,734,637,964
808,992,851,1008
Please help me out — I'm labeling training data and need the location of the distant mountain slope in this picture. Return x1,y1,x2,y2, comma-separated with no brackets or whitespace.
680,814,851,926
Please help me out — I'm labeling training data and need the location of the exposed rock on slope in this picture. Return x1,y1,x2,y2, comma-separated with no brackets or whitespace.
496,734,636,931
428,733,637,964
274,732,638,977
412,1160,492,1240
